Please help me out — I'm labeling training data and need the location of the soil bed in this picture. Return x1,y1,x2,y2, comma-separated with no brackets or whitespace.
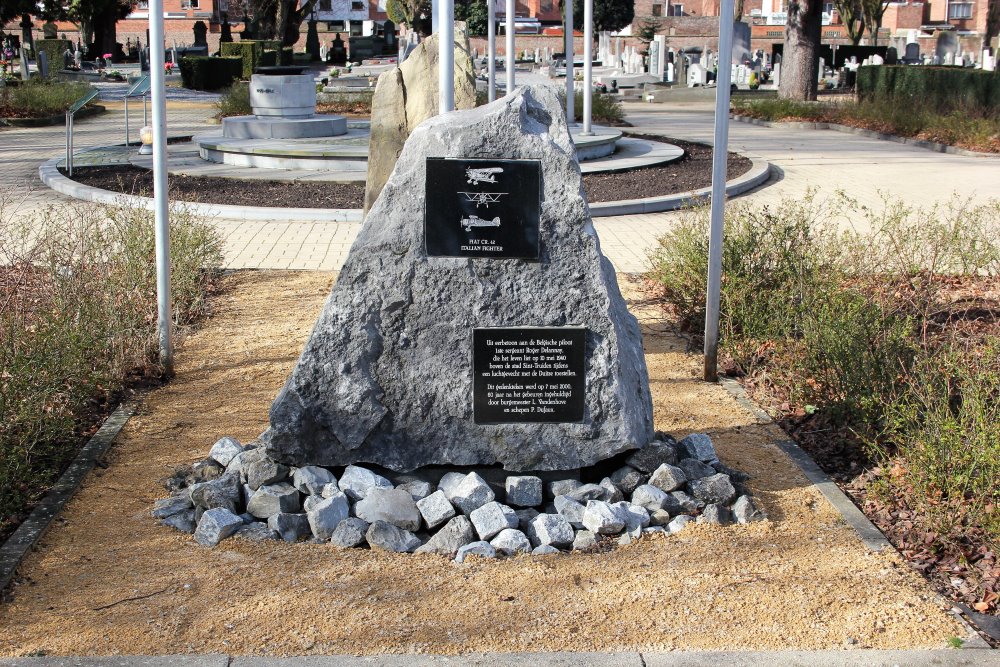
61,138,752,209
0,270,960,656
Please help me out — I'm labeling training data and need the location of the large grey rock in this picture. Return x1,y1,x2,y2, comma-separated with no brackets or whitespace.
330,517,370,547
188,472,242,513
572,530,598,550
193,507,243,547
564,483,606,503
364,25,478,213
680,433,720,463
448,472,495,514
234,522,278,541
732,495,767,523
306,493,351,539
531,544,561,555
246,457,290,490
469,501,519,540
648,463,687,493
515,507,540,532
697,503,733,526
338,465,392,501
303,494,324,513
631,484,671,512
292,465,337,495
152,494,193,519
437,472,466,499
416,489,456,529
649,508,672,526
625,438,679,472
366,520,422,553
415,515,476,556
689,473,737,505
246,482,301,519
548,479,583,499
268,512,312,542
614,501,651,537
598,477,624,503
678,458,715,481
354,487,422,531
161,510,196,533
530,513,575,548
609,465,647,495
455,540,497,563
263,85,653,472
208,436,244,467
398,479,435,501
671,490,704,513
667,514,695,534
490,528,532,555
581,500,625,534
553,495,586,528
505,476,543,507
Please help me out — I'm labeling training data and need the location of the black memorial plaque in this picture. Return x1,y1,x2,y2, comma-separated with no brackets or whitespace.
425,158,541,259
473,327,586,424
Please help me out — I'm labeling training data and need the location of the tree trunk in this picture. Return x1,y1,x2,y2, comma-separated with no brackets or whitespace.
778,0,822,101
93,8,118,58
984,0,999,51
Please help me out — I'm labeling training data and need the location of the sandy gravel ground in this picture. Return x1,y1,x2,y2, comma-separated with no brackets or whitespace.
0,271,961,657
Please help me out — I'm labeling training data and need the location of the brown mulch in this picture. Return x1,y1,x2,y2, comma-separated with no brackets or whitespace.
62,137,752,209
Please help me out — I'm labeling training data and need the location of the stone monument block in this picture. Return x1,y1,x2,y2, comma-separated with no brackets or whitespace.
264,85,654,472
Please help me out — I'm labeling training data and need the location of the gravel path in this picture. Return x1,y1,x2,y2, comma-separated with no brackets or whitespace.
0,271,960,657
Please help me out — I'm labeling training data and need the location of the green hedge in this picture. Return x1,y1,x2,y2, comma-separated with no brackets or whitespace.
35,39,71,77
219,41,263,79
259,50,277,68
179,56,243,90
857,65,1000,114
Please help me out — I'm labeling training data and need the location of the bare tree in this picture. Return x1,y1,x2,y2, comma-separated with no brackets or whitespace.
833,0,865,45
778,0,823,101
860,0,889,46
984,0,999,51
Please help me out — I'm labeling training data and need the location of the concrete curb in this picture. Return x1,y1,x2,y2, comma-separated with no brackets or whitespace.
717,376,893,553
730,114,1000,159
38,158,364,223
589,157,771,217
0,649,996,665
0,401,135,598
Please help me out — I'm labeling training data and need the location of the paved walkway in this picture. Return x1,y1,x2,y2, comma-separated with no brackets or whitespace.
2,99,999,273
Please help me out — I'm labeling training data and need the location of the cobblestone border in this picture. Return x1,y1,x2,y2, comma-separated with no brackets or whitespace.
0,401,135,599
731,114,1000,159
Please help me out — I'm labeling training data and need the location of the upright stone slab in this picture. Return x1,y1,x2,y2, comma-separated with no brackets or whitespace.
264,85,653,472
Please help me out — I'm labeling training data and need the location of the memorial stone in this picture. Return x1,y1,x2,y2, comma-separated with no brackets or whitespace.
936,32,958,63
263,85,653,472
19,47,29,80
331,34,347,65
732,21,751,64
193,21,208,48
37,50,48,77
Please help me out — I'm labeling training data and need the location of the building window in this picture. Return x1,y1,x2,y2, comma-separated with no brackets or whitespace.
652,3,663,15
136,0,148,8
823,2,834,14
319,0,331,9
668,3,683,15
948,1,972,18
180,0,200,8
351,0,365,10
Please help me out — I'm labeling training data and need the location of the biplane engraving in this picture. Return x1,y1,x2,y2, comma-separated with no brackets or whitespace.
465,167,504,185
460,215,502,232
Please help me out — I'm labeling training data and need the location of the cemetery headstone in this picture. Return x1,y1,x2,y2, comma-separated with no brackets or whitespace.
384,20,396,49
264,84,654,472
193,21,208,48
885,46,898,64
732,21,751,65
687,62,706,87
37,49,48,77
331,33,347,65
19,47,29,80
43,21,58,39
936,32,958,63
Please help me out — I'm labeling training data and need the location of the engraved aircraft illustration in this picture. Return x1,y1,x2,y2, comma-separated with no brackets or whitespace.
460,191,508,208
460,214,502,232
465,167,504,185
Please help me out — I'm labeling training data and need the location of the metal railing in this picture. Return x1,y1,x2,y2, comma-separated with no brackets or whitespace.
124,74,152,147
65,88,99,177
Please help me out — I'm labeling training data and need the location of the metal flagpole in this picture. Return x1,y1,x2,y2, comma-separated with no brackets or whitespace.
488,0,496,102
564,0,573,124
149,0,174,375
432,0,440,34
439,0,454,112
582,0,593,134
505,0,515,93
703,0,735,382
